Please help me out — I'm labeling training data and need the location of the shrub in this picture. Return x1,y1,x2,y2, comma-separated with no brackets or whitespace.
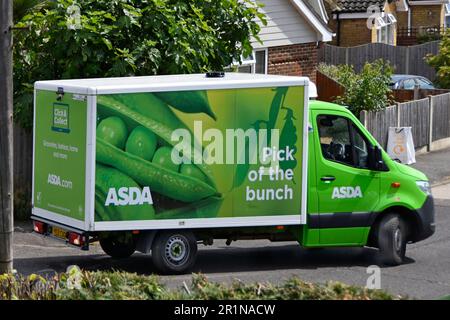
318,59,394,116
0,273,57,300
13,0,265,130
0,268,403,300
426,30,450,89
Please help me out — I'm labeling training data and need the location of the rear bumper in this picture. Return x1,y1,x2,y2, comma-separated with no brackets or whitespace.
411,195,435,242
31,216,90,250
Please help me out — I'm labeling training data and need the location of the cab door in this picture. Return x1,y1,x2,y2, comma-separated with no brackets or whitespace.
311,110,380,245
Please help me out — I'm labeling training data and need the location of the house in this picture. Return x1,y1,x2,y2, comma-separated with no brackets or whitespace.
397,0,450,31
325,0,409,47
398,0,450,29
239,0,333,82
395,0,450,45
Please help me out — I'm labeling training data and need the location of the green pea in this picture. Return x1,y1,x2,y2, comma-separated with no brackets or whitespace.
97,116,128,149
125,126,157,161
152,146,179,172
96,138,217,203
180,163,207,183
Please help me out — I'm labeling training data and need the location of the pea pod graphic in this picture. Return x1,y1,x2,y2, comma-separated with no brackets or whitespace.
233,121,261,188
96,138,219,203
268,87,288,140
97,95,216,188
280,107,298,173
95,164,156,221
114,93,190,134
233,87,289,188
154,90,217,120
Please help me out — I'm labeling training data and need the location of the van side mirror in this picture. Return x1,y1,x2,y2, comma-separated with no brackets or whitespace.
368,146,385,171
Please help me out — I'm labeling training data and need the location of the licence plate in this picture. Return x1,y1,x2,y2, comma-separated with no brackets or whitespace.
51,226,67,240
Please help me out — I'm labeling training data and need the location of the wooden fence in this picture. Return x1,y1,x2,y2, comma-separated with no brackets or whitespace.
399,98,430,148
432,93,450,142
392,88,450,102
316,71,344,102
13,125,33,219
397,26,445,46
316,71,449,103
319,41,440,81
361,105,398,150
361,93,450,150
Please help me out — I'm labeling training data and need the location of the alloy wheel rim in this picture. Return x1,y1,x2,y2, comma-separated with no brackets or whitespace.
165,235,189,266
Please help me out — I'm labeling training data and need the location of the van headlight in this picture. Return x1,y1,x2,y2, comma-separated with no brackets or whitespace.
416,181,431,195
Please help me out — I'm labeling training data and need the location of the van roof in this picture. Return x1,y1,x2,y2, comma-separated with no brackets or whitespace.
309,100,348,112
34,73,309,95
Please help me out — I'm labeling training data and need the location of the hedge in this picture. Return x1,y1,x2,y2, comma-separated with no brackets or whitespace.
0,266,403,300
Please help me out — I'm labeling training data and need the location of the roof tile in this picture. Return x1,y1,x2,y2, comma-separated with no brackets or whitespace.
333,0,384,13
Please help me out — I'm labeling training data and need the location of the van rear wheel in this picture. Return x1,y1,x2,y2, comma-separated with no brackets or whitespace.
377,214,407,266
151,230,197,274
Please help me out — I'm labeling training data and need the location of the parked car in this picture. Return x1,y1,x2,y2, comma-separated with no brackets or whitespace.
390,74,436,90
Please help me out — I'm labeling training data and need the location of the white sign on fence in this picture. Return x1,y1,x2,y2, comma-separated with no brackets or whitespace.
387,127,416,165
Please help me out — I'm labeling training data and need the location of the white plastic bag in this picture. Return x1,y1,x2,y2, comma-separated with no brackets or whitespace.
387,127,416,165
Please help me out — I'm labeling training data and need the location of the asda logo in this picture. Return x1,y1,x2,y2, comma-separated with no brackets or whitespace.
105,187,153,206
332,186,363,199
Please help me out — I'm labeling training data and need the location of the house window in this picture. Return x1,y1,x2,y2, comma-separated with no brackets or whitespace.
376,13,396,45
226,49,268,74
255,49,267,74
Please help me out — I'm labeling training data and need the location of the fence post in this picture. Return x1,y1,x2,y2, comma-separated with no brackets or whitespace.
345,47,349,65
428,95,434,152
405,46,410,74
361,110,367,128
413,84,419,100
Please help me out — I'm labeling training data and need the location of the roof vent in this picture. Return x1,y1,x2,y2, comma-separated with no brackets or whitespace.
206,71,225,78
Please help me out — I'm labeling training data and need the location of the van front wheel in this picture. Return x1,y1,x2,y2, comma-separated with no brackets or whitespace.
377,214,407,266
151,231,197,274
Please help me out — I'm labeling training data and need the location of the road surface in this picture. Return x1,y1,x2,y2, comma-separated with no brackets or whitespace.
13,198,450,300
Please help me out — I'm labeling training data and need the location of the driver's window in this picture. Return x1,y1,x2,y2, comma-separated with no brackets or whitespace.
317,115,371,169
317,115,353,166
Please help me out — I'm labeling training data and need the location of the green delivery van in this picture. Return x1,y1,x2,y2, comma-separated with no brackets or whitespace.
32,73,435,274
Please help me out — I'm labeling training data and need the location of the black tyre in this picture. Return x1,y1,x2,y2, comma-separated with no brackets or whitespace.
151,230,197,274
377,214,407,266
100,236,136,259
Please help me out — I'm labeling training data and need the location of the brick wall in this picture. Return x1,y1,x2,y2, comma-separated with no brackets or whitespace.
267,42,318,82
337,19,372,47
397,11,409,29
411,5,442,27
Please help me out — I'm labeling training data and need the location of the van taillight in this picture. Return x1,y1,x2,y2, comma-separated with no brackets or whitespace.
33,221,46,234
68,232,85,247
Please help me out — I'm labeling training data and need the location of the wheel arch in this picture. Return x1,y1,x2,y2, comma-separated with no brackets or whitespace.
367,205,420,247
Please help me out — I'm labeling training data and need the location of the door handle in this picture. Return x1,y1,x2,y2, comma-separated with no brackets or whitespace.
321,176,336,182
